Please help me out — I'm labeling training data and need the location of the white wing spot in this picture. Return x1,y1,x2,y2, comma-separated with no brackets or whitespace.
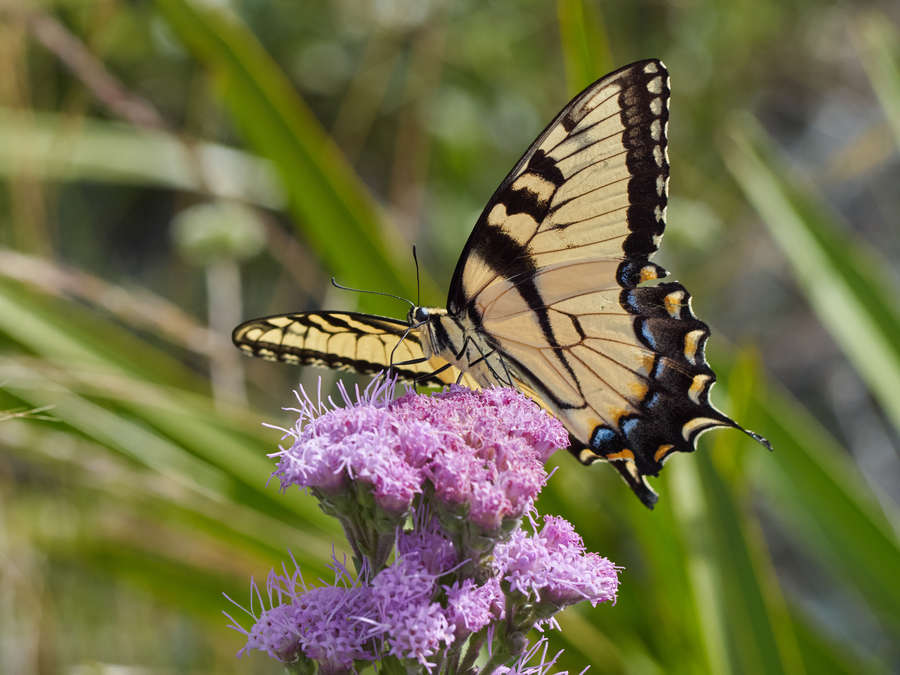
656,174,667,197
487,203,507,227
647,76,663,94
579,448,600,464
688,374,712,405
683,329,706,365
681,417,721,442
643,62,659,74
653,145,664,167
512,172,556,203
650,119,662,141
650,97,663,116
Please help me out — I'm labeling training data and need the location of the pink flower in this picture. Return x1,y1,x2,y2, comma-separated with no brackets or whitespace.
494,515,620,610
272,378,568,530
232,377,618,673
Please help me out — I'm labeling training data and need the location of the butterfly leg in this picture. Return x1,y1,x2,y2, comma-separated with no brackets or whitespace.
416,361,453,384
466,348,494,368
388,325,415,369
463,338,514,387
393,357,428,366
495,351,514,387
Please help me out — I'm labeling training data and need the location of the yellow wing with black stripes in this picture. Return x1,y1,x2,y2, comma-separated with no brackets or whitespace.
232,311,478,389
445,58,769,507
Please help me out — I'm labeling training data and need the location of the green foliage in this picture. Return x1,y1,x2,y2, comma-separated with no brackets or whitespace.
1,1,898,673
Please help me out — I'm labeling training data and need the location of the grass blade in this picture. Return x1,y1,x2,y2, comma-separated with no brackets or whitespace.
154,0,439,308
724,117,900,431
556,0,613,94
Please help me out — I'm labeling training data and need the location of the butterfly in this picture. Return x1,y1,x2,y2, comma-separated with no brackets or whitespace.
233,59,770,508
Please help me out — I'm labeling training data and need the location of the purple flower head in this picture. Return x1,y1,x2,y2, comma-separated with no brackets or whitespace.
228,555,376,672
444,577,505,637
494,514,620,610
240,601,303,663
234,376,618,673
385,601,455,669
396,514,458,575
366,551,455,670
272,376,423,513
392,385,569,531
371,552,438,609
272,377,568,530
293,585,375,671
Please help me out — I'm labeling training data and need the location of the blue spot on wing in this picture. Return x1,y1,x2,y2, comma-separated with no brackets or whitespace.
590,426,618,452
640,321,658,349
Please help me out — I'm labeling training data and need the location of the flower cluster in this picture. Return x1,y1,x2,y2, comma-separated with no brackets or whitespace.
228,376,619,673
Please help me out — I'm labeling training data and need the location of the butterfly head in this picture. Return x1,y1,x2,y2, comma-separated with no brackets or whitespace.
408,306,431,327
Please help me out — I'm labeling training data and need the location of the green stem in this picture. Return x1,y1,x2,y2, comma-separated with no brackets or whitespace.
459,630,487,672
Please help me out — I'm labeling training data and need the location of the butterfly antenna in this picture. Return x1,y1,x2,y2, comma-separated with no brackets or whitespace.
412,245,421,307
330,277,414,308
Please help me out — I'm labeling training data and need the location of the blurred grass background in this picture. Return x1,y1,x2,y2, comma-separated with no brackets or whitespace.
1,0,899,673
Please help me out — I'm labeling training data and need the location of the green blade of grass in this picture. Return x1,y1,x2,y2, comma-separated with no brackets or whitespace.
856,13,900,149
0,108,284,208
668,450,804,675
556,0,614,94
746,377,900,632
0,279,336,531
724,116,900,431
154,0,439,310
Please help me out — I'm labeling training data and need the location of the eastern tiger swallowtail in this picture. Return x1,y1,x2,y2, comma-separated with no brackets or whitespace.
233,59,770,508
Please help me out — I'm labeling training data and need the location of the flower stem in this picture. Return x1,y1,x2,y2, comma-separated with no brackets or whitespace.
459,629,487,672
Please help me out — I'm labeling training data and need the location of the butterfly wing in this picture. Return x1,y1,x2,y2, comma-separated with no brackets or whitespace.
233,311,478,388
447,59,763,507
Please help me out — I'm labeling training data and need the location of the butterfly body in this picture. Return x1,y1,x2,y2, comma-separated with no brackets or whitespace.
234,59,770,508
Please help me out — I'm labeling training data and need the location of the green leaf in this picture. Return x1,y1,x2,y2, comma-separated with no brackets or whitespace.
724,116,900,431
556,0,614,95
154,0,439,310
856,13,900,149
746,378,900,632
0,108,284,208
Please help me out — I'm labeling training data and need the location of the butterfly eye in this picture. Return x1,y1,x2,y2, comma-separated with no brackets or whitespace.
413,307,430,324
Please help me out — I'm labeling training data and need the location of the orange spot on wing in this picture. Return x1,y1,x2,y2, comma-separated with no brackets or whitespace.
653,444,674,463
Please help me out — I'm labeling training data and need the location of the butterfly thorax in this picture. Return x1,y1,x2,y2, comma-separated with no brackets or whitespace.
411,306,512,389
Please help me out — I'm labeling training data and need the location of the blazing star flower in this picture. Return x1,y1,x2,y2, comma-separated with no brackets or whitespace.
444,577,505,637
227,556,376,672
272,377,425,514
393,386,568,531
494,514,620,626
272,378,569,549
231,377,618,673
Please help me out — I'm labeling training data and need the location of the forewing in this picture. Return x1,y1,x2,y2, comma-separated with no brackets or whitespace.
447,58,670,314
232,311,475,388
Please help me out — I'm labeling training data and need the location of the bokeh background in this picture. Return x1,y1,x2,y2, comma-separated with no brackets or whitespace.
2,0,899,673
